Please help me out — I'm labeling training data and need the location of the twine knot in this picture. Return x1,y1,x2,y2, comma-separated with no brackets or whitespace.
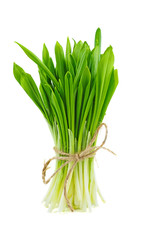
75,153,80,161
42,123,115,212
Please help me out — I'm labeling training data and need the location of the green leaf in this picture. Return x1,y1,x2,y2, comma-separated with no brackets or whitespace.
74,48,89,88
50,101,63,148
49,57,57,78
89,46,99,82
67,54,76,78
58,78,65,101
86,101,93,131
54,88,69,151
42,44,57,78
68,72,75,135
99,69,118,123
75,81,83,137
79,69,91,126
13,63,47,118
39,84,50,116
66,37,71,57
78,85,95,150
80,66,91,90
15,42,59,90
50,91,66,149
91,46,114,133
42,43,50,67
66,37,72,74
72,41,83,63
76,41,90,67
65,72,71,129
94,28,101,60
39,80,54,125
55,41,66,84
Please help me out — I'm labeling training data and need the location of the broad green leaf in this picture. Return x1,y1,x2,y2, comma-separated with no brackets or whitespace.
66,37,71,57
78,66,91,131
39,84,49,111
39,70,54,125
50,91,66,149
89,46,99,82
65,72,71,129
15,42,59,90
42,43,49,67
68,72,75,135
94,28,101,60
58,78,65,101
78,85,95,150
55,41,66,84
67,54,76,78
80,66,91,90
38,68,48,85
64,71,75,135
13,63,46,117
74,48,89,88
75,81,83,137
66,37,72,74
72,41,83,63
86,101,93,131
76,41,90,67
50,101,63,148
42,44,57,84
99,69,118,123
98,46,114,98
49,58,57,78
90,46,114,133
54,88,69,151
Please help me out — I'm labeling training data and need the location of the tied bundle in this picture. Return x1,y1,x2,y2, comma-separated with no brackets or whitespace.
13,28,118,212
42,123,116,212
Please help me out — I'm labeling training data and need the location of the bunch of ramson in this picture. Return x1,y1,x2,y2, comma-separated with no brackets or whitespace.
13,28,118,212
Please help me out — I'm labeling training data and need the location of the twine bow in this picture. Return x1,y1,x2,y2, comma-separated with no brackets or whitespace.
42,123,115,212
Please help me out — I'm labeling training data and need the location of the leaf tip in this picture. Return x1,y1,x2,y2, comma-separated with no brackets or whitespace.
14,41,20,46
96,27,101,33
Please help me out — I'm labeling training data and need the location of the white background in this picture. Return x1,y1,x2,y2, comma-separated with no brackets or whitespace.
0,0,160,239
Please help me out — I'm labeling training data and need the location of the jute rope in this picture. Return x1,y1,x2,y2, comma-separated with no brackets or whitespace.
42,123,115,212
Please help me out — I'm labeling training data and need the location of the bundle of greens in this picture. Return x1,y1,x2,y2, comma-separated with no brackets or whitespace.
13,28,118,212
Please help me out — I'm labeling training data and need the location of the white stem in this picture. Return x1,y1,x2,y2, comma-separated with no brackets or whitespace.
84,159,92,211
